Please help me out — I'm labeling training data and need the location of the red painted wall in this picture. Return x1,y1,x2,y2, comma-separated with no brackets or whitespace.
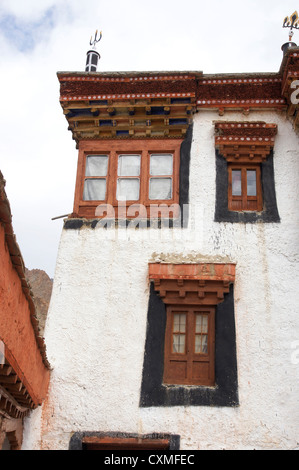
0,223,50,406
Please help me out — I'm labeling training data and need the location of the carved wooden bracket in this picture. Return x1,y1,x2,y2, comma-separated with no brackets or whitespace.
149,263,235,306
215,122,277,162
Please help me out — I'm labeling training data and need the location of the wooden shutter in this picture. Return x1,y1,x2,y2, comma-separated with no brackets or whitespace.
228,164,262,212
164,306,215,386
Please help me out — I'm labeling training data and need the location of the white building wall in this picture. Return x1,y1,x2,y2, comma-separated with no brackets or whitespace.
23,111,299,450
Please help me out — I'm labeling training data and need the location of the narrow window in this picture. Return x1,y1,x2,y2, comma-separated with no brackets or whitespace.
195,314,208,354
117,154,141,201
231,170,242,196
228,165,262,211
172,313,187,354
83,155,108,201
247,169,257,196
149,154,173,200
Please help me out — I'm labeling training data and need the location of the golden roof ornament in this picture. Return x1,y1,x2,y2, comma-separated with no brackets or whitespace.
283,11,299,41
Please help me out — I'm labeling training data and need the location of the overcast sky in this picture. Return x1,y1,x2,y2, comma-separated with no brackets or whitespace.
0,0,297,278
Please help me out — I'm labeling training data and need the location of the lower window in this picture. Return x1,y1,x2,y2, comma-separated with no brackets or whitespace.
69,432,180,450
140,283,239,408
228,164,262,211
164,307,215,386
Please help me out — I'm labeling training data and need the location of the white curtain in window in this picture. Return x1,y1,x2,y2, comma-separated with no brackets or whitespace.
118,155,141,176
149,178,172,200
150,154,173,175
85,155,108,176
83,179,106,200
117,178,140,201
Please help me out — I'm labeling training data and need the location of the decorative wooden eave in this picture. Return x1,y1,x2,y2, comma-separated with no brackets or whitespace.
57,68,289,147
149,263,235,306
0,171,50,419
280,47,299,130
196,73,286,115
57,71,201,145
214,121,278,162
0,363,35,420
57,48,299,145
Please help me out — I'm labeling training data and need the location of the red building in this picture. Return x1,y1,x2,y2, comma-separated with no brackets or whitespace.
0,171,50,450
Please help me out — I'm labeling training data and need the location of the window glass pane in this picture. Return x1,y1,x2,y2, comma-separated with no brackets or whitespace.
247,170,257,196
195,334,208,353
195,315,208,334
83,179,106,201
195,314,208,353
118,155,141,176
150,154,173,175
232,170,242,196
173,313,186,333
195,336,201,353
202,316,208,334
85,155,108,177
117,178,140,201
202,335,208,354
149,178,172,200
173,334,185,354
195,315,201,333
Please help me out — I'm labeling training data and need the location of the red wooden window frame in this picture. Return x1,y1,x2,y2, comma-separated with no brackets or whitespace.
164,306,215,387
73,139,182,219
82,436,170,450
228,163,263,212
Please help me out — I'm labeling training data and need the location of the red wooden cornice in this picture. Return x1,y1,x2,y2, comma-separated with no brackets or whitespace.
214,121,278,162
57,47,299,144
149,262,236,281
148,263,235,306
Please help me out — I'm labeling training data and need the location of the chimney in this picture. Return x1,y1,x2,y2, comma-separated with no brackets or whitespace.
281,40,297,56
85,30,102,72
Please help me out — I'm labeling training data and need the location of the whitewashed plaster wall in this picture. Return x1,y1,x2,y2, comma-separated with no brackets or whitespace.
23,111,299,450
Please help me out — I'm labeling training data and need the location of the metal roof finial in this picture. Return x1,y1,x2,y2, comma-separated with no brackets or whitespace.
90,30,102,50
282,12,298,55
283,11,299,41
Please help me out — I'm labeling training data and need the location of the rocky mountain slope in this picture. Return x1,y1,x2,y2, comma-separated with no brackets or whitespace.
25,269,53,336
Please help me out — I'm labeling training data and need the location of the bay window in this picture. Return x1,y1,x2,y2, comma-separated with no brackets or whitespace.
73,140,181,218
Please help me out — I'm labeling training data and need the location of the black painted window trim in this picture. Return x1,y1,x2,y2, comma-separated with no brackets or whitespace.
214,150,280,223
69,431,180,450
140,283,239,408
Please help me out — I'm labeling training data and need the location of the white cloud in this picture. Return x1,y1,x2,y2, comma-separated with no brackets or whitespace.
0,0,61,21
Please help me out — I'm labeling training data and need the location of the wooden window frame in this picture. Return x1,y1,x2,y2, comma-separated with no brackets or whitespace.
83,154,109,202
228,163,263,212
82,436,171,450
73,139,182,219
148,263,235,390
164,306,215,387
